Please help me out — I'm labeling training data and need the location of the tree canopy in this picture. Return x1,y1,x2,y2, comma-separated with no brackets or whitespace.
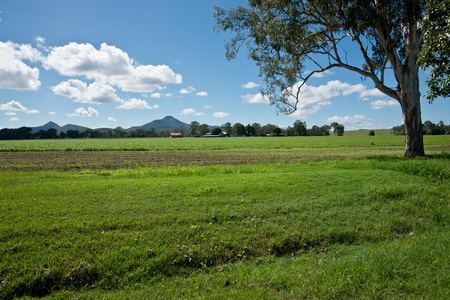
419,0,450,102
214,0,448,157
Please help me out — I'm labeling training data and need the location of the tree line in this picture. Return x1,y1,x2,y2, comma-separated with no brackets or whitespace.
392,120,450,136
2,120,448,140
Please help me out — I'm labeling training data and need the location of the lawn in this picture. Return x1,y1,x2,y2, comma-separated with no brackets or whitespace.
0,137,449,299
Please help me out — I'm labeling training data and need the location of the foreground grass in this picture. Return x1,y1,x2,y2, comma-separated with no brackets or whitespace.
1,157,449,299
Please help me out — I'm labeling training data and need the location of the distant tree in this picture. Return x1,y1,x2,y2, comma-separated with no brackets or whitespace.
273,126,282,136
222,122,232,136
199,124,209,136
59,131,66,139
319,125,331,136
190,121,200,136
293,120,307,136
369,130,375,136
308,125,320,136
245,124,256,136
232,123,246,136
66,130,80,139
252,122,262,136
335,125,345,136
392,125,406,136
211,128,222,135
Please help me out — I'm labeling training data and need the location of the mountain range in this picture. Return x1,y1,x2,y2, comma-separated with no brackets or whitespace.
29,116,191,133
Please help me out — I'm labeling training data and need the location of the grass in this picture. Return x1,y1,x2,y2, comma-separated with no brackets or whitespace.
1,152,449,299
1,135,449,152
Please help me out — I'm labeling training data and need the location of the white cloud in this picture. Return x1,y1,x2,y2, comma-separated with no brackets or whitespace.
242,82,260,89
179,86,196,94
52,79,122,104
67,107,99,117
370,99,399,110
204,105,212,109
151,93,161,98
0,100,39,114
180,108,205,116
164,93,174,97
44,42,182,93
108,117,117,122
212,112,229,118
196,91,208,97
0,41,42,90
0,100,28,112
310,70,334,78
49,112,56,115
116,98,158,110
241,93,271,104
10,117,19,122
275,80,388,118
326,115,367,125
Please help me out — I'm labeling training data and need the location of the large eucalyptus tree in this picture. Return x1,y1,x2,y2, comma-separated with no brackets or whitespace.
215,0,448,157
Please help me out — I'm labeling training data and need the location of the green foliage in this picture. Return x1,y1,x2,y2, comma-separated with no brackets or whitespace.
419,0,450,102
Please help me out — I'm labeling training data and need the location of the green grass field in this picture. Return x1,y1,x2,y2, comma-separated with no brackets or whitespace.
0,136,449,299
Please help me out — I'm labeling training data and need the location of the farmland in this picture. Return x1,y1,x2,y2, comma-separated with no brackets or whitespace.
0,136,449,299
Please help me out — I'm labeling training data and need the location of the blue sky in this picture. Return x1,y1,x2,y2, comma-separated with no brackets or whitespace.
1,0,448,131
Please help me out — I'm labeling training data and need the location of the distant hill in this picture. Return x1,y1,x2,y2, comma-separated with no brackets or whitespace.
30,122,90,133
28,116,190,133
125,116,190,131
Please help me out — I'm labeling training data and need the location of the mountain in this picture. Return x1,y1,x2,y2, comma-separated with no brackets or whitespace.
125,116,190,131
28,116,190,133
30,121,61,133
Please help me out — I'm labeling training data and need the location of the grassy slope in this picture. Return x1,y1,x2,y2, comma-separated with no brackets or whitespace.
1,157,449,299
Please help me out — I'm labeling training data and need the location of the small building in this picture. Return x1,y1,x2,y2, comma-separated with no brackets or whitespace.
170,132,183,138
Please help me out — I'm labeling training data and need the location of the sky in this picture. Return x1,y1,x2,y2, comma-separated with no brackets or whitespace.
0,0,449,131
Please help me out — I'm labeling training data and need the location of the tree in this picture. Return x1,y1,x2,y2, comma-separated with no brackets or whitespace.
245,124,256,136
418,0,450,102
222,122,232,136
335,124,345,136
232,123,246,136
215,0,446,157
211,127,222,135
190,121,200,136
369,130,375,136
199,124,209,136
293,120,307,136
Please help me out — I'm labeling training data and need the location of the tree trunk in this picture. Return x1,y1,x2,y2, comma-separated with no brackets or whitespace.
400,73,425,157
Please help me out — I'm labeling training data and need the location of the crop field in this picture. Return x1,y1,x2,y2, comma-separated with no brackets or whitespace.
0,136,449,299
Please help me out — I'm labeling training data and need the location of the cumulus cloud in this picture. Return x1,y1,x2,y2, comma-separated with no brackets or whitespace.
67,107,99,117
212,112,229,118
370,99,399,110
196,91,208,97
116,98,158,110
243,80,389,118
241,93,271,104
0,41,42,90
52,79,122,104
204,105,213,109
179,86,196,94
180,108,205,116
49,112,57,115
108,117,117,122
0,100,28,112
310,70,334,78
10,117,19,122
44,42,182,93
242,82,260,89
0,100,39,114
151,93,161,98
326,114,367,125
